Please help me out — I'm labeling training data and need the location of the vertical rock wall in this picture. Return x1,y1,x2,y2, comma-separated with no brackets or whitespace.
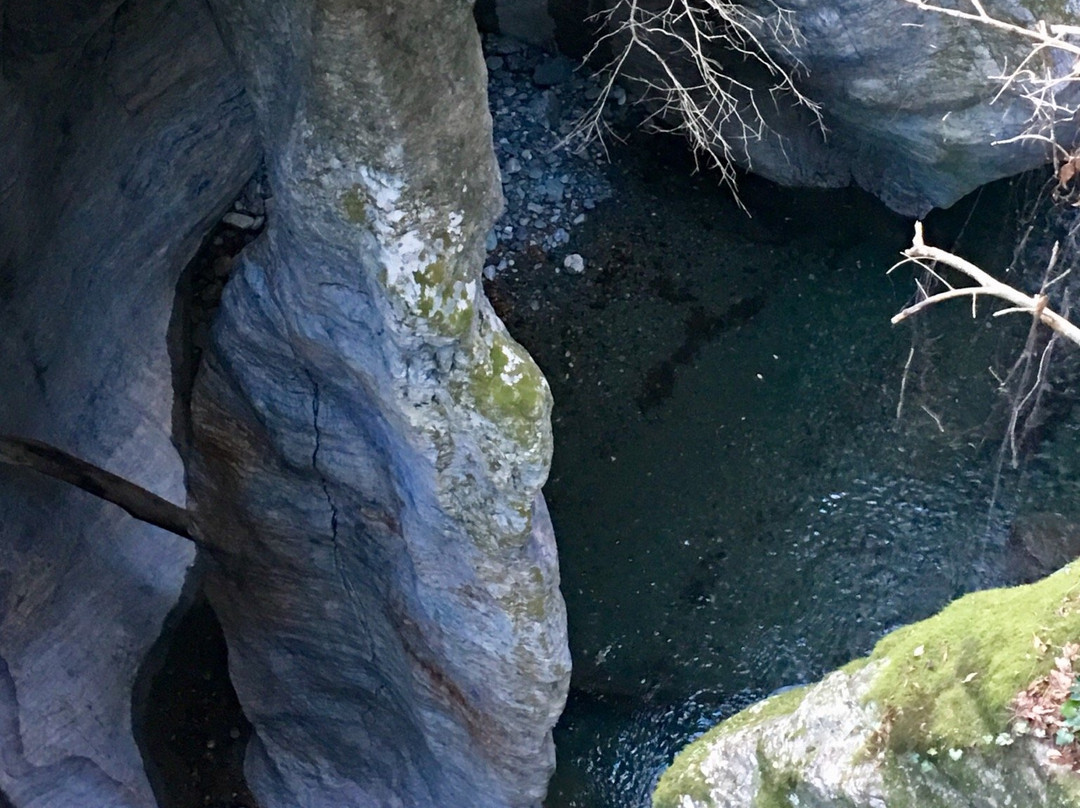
189,1,571,806
0,0,258,804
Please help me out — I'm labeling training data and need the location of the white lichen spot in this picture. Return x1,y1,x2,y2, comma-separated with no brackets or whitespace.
499,342,526,386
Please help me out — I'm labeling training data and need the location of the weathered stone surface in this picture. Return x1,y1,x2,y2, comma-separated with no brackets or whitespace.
745,0,1080,215
0,0,258,804
605,0,1080,215
189,1,571,806
1009,512,1080,582
655,564,1080,808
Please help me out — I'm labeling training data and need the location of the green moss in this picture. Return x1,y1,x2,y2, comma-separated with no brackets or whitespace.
753,744,801,808
653,737,714,808
865,563,1080,754
341,186,368,224
653,685,810,808
467,331,549,446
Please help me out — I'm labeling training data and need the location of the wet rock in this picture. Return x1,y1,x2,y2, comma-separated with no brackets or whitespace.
1008,512,1080,583
533,56,574,88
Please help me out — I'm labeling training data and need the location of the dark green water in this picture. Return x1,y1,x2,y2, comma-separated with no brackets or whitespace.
488,137,1080,808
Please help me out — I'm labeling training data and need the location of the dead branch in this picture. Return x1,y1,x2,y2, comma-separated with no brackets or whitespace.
902,0,1080,58
0,434,198,544
890,222,1080,348
565,0,823,198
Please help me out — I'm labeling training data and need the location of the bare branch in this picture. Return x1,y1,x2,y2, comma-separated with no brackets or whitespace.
891,222,1080,348
565,0,823,200
0,434,198,544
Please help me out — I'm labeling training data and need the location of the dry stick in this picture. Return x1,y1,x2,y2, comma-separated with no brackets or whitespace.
902,0,1080,59
0,434,198,544
891,222,1080,349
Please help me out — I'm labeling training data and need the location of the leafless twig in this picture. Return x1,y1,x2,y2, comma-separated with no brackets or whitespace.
566,0,823,199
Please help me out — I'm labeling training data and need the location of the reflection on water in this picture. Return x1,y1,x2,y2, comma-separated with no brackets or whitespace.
487,138,1080,808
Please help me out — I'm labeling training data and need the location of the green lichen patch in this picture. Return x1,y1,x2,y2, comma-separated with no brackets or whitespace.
341,186,369,224
753,743,802,808
409,256,474,336
653,685,810,808
467,330,551,447
865,563,1080,754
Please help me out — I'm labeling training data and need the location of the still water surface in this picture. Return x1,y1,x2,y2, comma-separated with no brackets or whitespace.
494,144,1080,807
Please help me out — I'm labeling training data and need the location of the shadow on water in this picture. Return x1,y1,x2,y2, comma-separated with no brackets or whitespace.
480,133,1079,808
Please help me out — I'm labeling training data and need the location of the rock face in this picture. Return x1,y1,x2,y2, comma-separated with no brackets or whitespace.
187,1,570,807
534,0,1080,214
654,564,1080,808
1009,512,1080,582
742,0,1080,215
0,0,258,804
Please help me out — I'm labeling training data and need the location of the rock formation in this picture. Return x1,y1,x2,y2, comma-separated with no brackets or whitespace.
186,1,571,806
495,0,1080,215
654,564,1080,807
0,0,569,806
0,0,256,803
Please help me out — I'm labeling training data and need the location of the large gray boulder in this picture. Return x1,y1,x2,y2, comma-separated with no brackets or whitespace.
0,0,258,804
188,1,570,807
654,563,1080,808
589,0,1080,214
746,0,1080,215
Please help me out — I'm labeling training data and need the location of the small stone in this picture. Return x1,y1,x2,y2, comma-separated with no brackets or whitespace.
229,727,241,740
485,55,505,73
483,265,497,280
552,228,569,245
542,178,564,202
212,256,233,278
206,739,216,750
572,213,586,226
529,299,540,311
610,84,627,106
504,157,522,175
485,229,498,251
533,56,574,88
527,166,544,180
563,253,585,274
222,211,257,230
583,198,596,210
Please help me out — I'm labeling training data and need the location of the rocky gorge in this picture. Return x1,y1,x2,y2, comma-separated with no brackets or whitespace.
5,1,1080,808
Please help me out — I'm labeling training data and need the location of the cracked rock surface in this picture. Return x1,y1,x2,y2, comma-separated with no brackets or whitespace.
187,1,570,807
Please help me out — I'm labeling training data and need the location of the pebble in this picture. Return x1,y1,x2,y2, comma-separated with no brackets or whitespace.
533,56,574,88
222,211,258,230
483,264,497,280
563,253,586,274
482,34,613,279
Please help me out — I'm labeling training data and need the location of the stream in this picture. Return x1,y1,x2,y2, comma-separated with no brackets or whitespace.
485,134,1080,808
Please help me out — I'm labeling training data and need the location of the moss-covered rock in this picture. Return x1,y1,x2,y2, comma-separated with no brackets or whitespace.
654,564,1080,807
